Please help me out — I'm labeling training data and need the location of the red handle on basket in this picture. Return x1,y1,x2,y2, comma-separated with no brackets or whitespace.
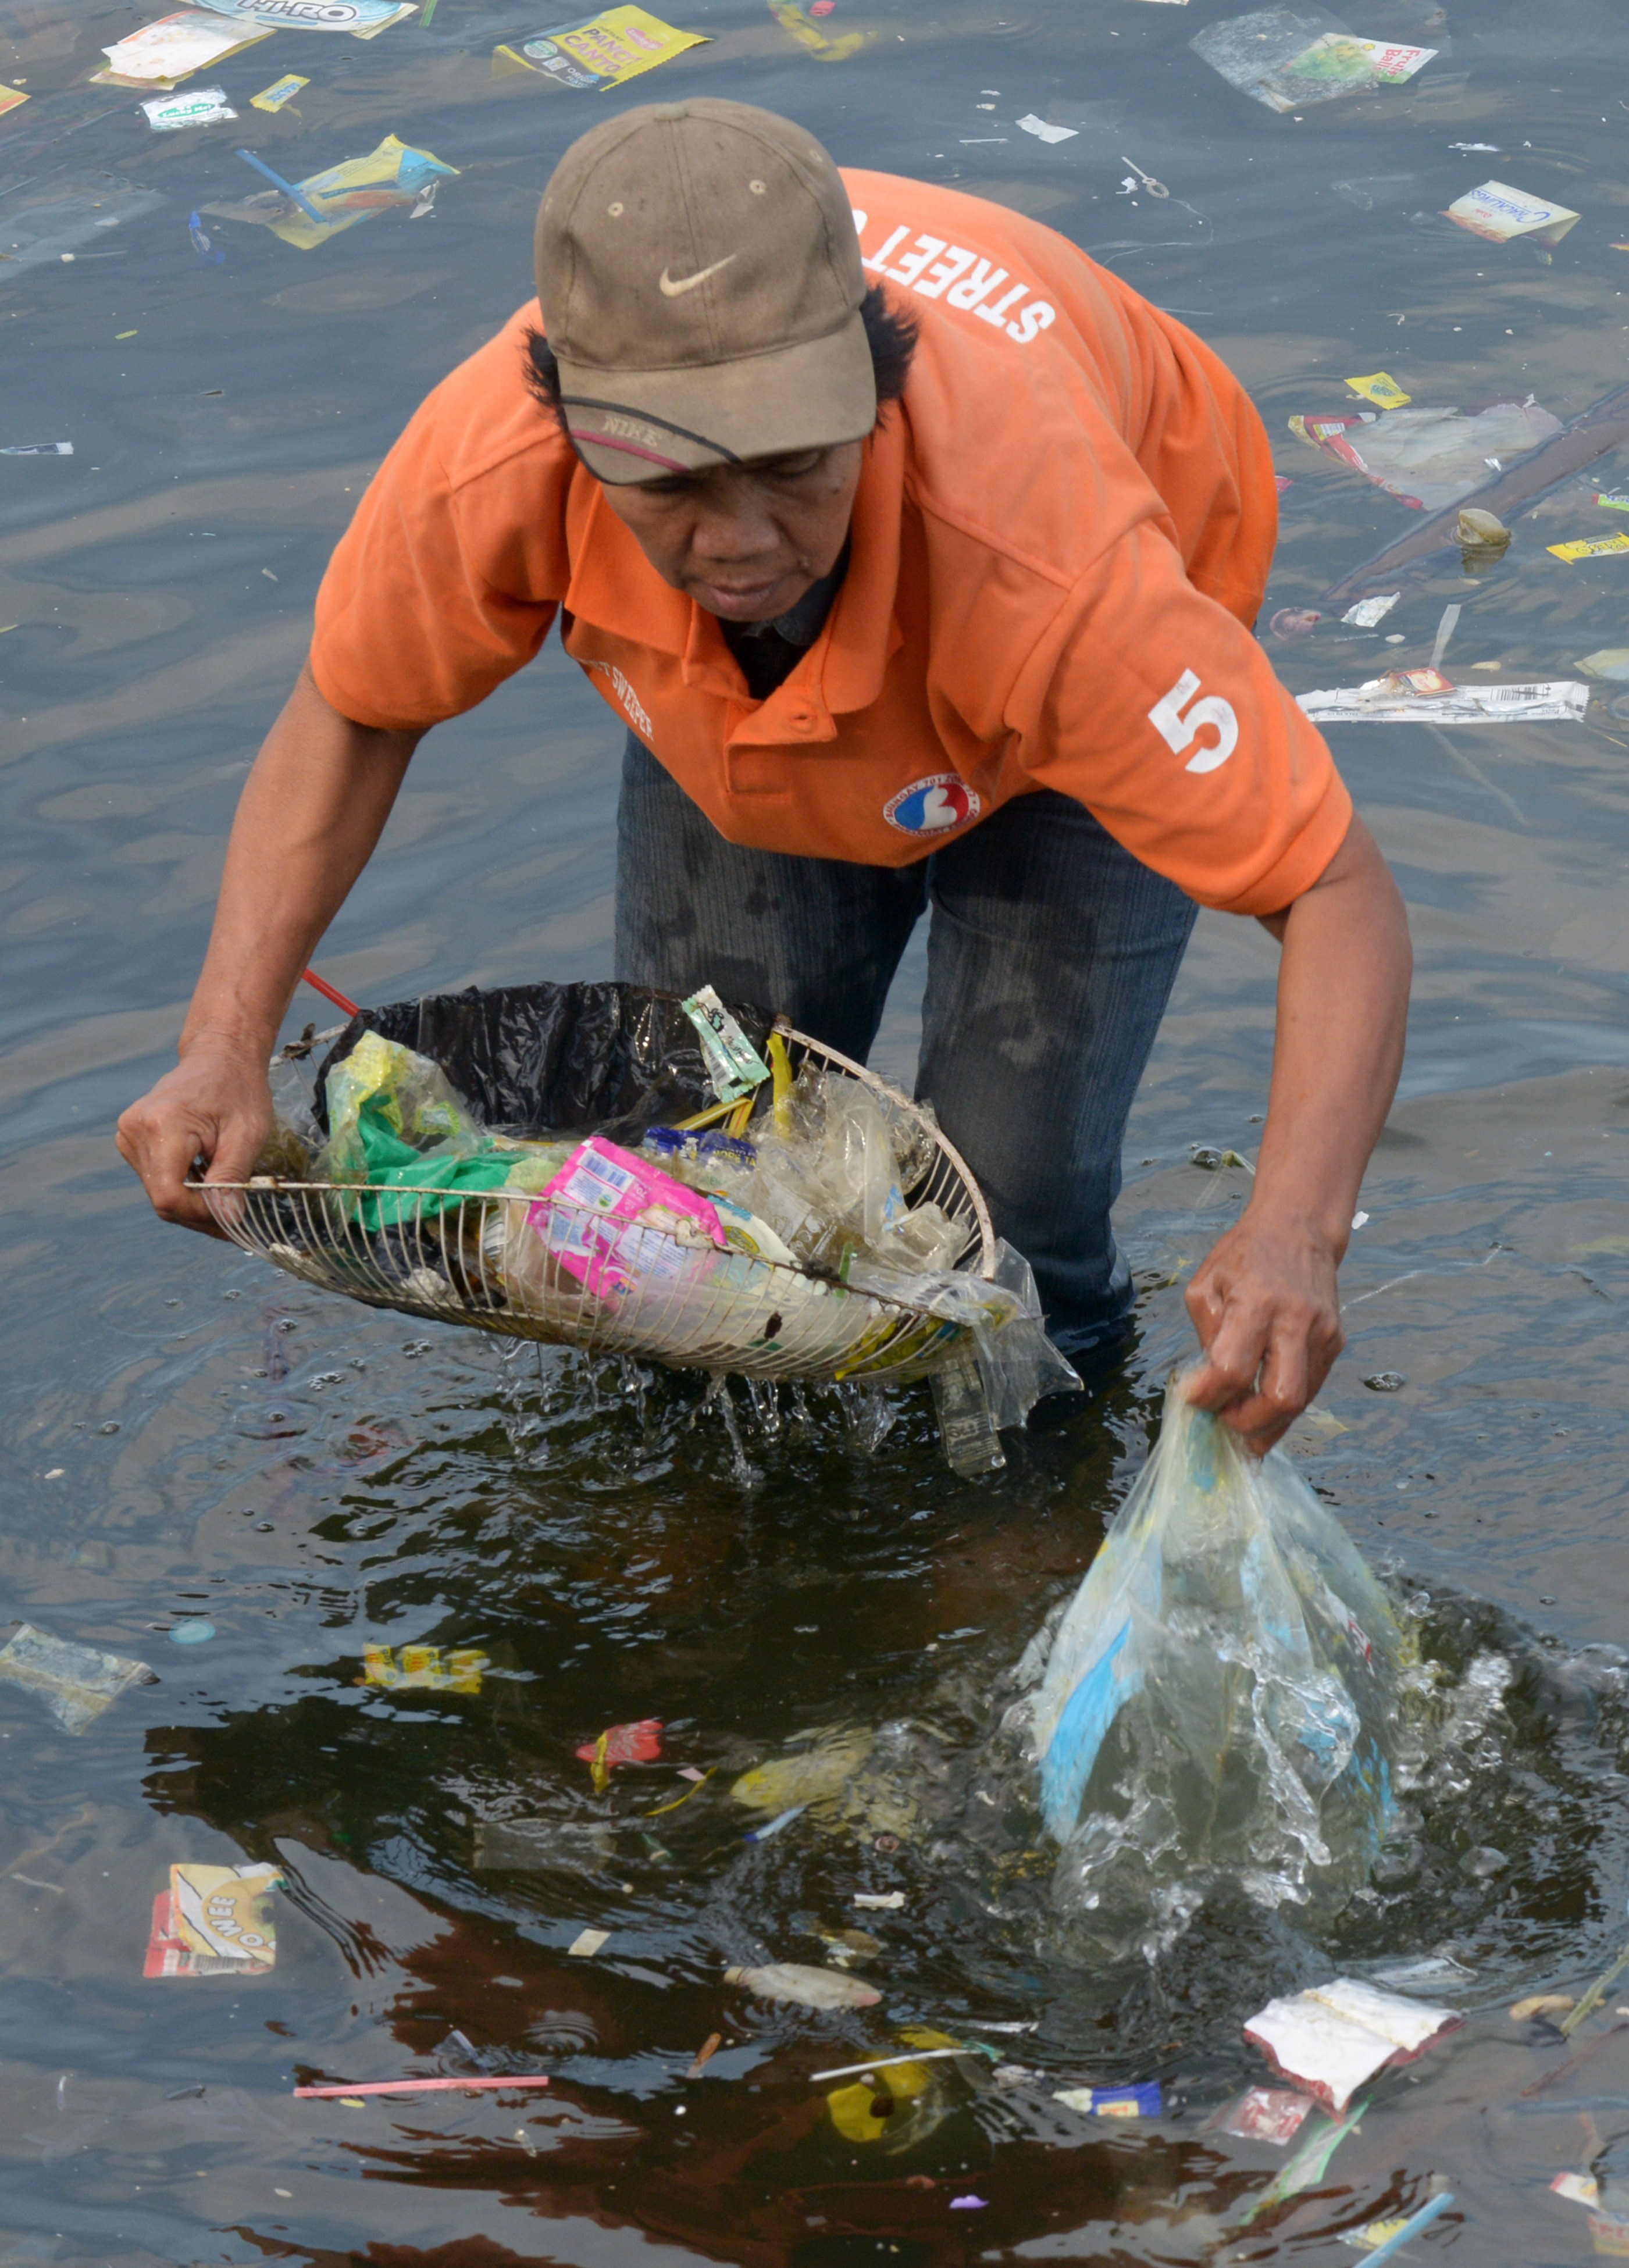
301,967,361,1019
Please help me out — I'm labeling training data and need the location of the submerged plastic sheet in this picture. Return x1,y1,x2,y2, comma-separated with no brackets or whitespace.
1030,1379,1406,1946
1191,6,1432,112
313,981,778,1147
0,1623,152,1733
1290,400,1564,512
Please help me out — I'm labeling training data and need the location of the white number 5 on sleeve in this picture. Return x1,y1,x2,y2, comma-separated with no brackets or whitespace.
1148,669,1239,775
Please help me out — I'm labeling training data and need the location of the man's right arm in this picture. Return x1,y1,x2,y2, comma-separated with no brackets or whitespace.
116,662,426,1235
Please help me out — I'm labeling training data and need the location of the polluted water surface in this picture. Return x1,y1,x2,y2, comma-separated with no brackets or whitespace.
11,0,1629,2261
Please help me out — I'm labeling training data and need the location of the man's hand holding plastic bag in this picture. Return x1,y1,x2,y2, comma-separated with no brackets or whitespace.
1181,817,1410,1453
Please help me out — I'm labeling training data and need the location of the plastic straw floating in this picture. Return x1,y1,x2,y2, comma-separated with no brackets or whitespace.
294,2075,551,2099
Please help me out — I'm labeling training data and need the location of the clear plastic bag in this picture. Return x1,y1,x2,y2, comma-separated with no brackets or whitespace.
1031,1377,1407,1950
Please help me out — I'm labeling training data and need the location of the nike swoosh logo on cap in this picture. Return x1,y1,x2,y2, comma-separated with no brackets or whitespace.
658,254,737,297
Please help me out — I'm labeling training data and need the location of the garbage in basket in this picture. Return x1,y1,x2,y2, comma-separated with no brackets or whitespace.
1029,1377,1408,1953
196,980,1079,1465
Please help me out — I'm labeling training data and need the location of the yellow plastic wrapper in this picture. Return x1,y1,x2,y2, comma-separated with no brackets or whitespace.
363,1644,486,1692
202,133,458,251
493,7,707,87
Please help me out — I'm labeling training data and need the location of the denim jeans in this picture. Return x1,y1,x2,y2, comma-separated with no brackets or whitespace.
613,734,1197,1357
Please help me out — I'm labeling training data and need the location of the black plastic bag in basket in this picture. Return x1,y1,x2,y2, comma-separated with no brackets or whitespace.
312,981,779,1147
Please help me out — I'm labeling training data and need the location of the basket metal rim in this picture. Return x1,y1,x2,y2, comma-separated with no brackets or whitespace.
188,1178,976,1326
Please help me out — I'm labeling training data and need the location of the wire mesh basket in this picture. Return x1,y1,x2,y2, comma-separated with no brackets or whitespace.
195,1028,997,1386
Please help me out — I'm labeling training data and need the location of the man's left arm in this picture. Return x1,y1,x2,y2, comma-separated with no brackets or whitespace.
1182,812,1410,1452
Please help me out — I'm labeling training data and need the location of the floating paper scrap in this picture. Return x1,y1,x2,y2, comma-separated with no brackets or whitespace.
1,442,73,455
1550,533,1629,564
0,82,28,113
1215,2087,1316,2143
1342,593,1398,627
568,1927,609,1956
725,1962,881,2010
1556,2174,1602,2208
1017,113,1077,142
144,1861,282,1977
363,1643,485,1691
1054,2082,1163,2118
1446,179,1580,247
1580,650,1629,680
191,0,416,29
853,1891,906,1910
1299,679,1589,724
251,73,308,108
94,9,273,87
1346,371,1410,409
142,85,235,127
1191,9,1434,114
202,133,458,250
0,1622,152,1732
494,7,708,87
1244,1978,1459,2113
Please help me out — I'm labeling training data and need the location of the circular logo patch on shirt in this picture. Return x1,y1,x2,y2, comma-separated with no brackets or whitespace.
883,773,981,836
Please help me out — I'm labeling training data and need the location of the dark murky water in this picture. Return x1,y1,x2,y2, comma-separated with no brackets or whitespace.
7,0,1629,2259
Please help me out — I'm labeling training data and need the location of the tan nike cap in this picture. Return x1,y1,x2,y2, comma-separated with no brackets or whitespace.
534,98,875,484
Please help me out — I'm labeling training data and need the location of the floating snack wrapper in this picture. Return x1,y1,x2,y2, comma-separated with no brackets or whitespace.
1054,2082,1163,2118
1446,179,1580,247
1243,1978,1458,2112
362,1643,485,1691
1345,372,1409,409
532,1136,725,1306
0,1623,152,1734
142,85,236,127
144,1861,282,1977
201,133,458,250
1213,2086,1316,2143
681,984,771,1103
94,9,272,86
251,72,308,108
1299,679,1589,722
1550,533,1629,564
191,0,415,28
494,6,708,87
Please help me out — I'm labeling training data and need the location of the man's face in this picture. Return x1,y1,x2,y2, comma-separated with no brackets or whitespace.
596,440,862,623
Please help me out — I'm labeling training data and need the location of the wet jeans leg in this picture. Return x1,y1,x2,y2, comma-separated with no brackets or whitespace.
613,732,926,1060
918,790,1199,1359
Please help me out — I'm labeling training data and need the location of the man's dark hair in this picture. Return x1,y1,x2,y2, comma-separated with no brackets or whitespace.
522,283,919,450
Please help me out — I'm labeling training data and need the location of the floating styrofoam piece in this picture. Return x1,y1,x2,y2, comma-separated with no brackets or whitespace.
1244,1978,1459,2112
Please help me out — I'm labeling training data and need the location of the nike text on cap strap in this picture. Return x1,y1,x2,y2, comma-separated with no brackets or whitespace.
533,98,876,484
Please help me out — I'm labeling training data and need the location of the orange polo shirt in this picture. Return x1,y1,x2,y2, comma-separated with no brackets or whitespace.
311,169,1350,914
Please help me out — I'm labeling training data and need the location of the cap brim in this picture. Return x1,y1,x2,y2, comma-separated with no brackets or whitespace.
556,308,876,484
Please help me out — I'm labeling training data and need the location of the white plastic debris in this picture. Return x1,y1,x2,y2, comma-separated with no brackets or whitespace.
567,1927,609,1957
853,1891,906,1910
724,1962,882,2010
1299,679,1589,724
1016,113,1077,142
1342,594,1399,627
1244,1978,1459,2112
